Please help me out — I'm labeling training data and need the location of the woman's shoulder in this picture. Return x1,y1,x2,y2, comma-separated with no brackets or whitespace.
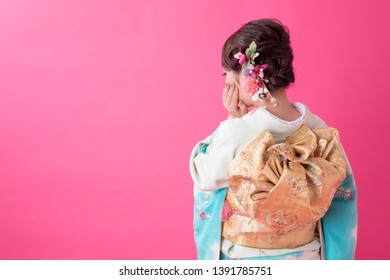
303,108,328,129
213,118,248,137
210,117,258,148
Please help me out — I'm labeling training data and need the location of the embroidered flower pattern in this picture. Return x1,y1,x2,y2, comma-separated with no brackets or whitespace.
264,210,299,236
197,195,211,220
335,186,353,200
287,177,308,198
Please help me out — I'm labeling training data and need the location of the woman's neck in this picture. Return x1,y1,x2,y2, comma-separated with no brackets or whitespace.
253,88,302,121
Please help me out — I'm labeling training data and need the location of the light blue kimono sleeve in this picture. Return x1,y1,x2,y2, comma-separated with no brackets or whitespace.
321,143,358,260
193,188,228,259
190,119,244,259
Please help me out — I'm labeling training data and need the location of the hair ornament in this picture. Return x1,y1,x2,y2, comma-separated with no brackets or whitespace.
234,41,279,108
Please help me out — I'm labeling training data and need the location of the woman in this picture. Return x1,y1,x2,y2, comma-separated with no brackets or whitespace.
189,18,357,260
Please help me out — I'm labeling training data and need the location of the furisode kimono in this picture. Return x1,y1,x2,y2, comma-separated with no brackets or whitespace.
189,102,357,260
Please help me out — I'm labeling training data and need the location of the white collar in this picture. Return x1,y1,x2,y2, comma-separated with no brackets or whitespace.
257,102,308,126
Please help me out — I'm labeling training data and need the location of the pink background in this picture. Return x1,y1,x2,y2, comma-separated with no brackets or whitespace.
0,0,389,260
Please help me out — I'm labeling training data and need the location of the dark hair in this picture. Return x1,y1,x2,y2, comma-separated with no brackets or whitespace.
221,18,295,92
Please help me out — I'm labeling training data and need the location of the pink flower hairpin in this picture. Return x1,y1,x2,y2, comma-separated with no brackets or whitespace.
234,41,279,108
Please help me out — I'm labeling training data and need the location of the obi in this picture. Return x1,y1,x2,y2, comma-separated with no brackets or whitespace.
221,124,347,249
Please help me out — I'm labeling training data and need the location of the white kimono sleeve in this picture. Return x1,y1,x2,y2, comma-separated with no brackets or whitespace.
189,120,240,192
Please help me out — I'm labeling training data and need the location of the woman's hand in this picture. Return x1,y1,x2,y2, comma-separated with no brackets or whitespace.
222,83,248,119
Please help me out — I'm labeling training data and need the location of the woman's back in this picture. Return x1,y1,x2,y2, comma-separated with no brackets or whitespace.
190,18,357,260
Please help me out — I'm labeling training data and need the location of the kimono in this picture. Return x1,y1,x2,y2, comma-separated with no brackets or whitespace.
189,102,357,260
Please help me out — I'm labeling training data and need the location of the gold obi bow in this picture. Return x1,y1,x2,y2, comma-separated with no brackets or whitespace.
221,124,347,249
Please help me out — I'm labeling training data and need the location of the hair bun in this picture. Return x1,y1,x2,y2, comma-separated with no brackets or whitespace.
222,18,295,92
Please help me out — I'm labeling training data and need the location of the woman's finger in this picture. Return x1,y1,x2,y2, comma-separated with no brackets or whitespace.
222,83,229,106
225,83,233,105
228,90,238,114
231,85,239,108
